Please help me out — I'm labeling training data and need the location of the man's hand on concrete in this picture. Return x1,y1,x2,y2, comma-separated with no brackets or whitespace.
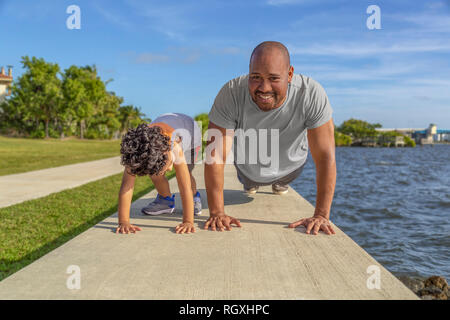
288,215,335,235
204,213,241,231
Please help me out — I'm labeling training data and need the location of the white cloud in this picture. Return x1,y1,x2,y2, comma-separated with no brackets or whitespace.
290,40,450,56
327,82,450,128
425,1,450,10
3,0,54,21
125,0,198,40
266,0,311,6
210,46,241,55
405,78,450,87
127,47,205,64
387,12,450,32
92,3,132,29
91,0,200,40
170,47,202,64
134,53,170,64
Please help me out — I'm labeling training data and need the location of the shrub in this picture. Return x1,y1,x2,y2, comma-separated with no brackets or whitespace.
404,136,416,147
335,131,352,146
30,130,45,139
84,128,99,139
194,113,210,153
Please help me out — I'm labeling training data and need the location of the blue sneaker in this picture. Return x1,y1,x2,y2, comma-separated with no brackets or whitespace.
141,194,175,215
194,191,202,216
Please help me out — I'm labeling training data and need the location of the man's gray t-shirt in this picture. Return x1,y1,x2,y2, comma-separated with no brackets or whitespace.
208,74,333,183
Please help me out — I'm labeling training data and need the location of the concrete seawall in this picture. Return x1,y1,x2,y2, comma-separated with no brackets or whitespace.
0,164,418,299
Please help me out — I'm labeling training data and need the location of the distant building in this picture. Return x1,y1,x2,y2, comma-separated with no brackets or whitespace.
414,124,433,144
435,130,450,142
376,123,450,144
414,124,450,143
375,127,422,138
0,66,13,103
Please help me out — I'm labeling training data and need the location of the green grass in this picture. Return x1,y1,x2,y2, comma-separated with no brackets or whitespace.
0,169,175,282
0,136,121,176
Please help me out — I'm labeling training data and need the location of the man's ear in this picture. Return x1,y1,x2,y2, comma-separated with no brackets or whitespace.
288,65,294,82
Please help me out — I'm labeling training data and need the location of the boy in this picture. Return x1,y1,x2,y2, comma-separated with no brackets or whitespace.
116,113,202,235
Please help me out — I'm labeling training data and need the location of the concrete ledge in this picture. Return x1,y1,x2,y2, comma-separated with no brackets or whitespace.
0,164,418,299
0,157,123,208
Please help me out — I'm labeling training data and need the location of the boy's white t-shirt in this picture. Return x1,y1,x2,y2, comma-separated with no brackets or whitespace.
151,113,202,155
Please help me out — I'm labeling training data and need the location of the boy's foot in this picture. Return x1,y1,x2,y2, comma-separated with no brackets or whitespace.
141,194,175,215
272,183,288,195
244,186,259,195
194,191,202,216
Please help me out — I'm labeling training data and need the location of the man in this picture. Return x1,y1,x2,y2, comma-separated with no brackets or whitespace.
204,41,336,236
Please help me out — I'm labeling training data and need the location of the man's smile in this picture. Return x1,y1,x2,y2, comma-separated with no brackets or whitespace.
256,92,275,104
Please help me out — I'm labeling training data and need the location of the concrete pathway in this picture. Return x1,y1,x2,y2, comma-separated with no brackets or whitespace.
0,157,123,208
0,164,418,299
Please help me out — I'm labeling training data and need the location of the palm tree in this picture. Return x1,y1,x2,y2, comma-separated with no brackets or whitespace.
118,105,147,137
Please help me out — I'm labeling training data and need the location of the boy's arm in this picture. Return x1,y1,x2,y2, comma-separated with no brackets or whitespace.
172,144,194,229
116,167,142,234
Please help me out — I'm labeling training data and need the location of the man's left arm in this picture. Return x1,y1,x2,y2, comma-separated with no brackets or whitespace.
288,119,336,235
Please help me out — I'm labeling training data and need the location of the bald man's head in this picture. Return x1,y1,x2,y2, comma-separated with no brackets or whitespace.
248,41,294,111
250,41,291,70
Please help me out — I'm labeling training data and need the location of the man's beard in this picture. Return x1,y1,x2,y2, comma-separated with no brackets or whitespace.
253,91,278,111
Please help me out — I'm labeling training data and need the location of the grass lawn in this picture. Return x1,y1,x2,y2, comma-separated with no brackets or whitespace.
0,136,121,176
0,169,175,282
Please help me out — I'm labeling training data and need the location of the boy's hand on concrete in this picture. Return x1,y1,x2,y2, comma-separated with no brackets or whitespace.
116,222,142,234
204,213,241,231
288,215,335,235
175,222,195,234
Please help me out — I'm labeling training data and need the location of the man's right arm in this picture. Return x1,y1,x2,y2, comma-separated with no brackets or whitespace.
204,121,241,231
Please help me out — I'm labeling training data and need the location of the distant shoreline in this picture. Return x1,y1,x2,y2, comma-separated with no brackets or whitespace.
336,142,450,148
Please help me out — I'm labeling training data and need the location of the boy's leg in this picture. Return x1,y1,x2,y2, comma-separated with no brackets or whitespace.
187,153,202,215
142,174,175,215
187,147,199,195
189,172,202,216
189,173,198,195
150,174,171,198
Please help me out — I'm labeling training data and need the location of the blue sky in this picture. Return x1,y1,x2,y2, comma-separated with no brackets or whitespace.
1,0,449,128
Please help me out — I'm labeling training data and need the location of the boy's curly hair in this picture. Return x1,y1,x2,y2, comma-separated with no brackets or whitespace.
120,124,171,176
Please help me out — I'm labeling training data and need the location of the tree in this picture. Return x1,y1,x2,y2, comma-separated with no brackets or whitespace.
334,131,352,146
62,65,112,139
2,57,149,140
404,135,416,147
0,91,32,135
61,66,90,138
118,105,146,137
7,56,63,138
337,119,379,139
194,113,209,153
92,91,122,139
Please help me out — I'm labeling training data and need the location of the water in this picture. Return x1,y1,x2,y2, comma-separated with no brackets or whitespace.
291,144,450,280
